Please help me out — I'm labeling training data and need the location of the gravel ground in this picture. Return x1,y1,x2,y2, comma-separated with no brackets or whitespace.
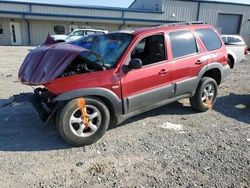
0,46,249,188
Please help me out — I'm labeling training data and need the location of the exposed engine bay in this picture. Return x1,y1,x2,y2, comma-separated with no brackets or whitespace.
60,55,106,78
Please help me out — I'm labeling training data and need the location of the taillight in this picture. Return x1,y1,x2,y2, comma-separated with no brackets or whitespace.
244,47,248,55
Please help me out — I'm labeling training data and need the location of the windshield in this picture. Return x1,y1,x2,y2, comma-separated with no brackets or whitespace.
88,33,133,67
77,35,98,44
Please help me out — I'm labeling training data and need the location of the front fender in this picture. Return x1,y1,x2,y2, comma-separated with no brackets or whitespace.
54,87,123,116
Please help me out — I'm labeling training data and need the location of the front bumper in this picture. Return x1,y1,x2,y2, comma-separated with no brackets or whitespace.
30,94,50,122
30,88,61,125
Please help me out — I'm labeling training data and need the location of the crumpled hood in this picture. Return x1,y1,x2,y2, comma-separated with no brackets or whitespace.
18,43,89,85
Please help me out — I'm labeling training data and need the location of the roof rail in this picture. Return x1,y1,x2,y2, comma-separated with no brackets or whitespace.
155,21,205,28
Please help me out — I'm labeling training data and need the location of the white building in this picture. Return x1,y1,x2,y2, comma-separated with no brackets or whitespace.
0,0,250,46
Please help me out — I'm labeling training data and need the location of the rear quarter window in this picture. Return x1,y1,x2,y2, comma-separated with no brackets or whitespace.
195,28,222,51
169,30,198,59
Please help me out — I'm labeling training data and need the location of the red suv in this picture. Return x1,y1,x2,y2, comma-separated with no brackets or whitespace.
19,22,230,146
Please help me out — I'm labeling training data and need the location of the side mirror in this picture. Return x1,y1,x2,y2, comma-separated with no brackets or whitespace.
128,58,142,70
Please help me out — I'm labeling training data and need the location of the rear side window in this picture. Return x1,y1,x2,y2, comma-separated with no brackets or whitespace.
234,38,242,42
228,37,236,43
195,28,222,51
169,30,198,58
228,37,242,43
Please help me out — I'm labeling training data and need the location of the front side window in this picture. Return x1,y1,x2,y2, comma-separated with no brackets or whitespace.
131,35,166,66
54,25,65,34
169,30,198,59
195,28,222,51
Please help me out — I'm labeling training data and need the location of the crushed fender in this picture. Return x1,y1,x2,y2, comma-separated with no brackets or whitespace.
78,98,89,128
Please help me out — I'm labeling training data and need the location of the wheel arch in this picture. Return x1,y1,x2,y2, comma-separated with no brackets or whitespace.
54,88,123,119
202,68,221,85
227,52,236,69
197,63,225,86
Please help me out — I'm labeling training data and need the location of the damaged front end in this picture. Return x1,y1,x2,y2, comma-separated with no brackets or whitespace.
19,33,132,124
19,43,106,85
30,88,58,124
19,43,107,124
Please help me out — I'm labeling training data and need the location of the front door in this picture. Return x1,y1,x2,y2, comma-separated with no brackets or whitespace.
121,34,174,113
9,22,21,45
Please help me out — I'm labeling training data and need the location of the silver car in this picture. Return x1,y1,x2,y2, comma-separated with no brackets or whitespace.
221,35,248,68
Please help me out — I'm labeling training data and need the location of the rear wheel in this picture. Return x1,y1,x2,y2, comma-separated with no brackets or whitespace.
190,77,218,112
57,97,110,147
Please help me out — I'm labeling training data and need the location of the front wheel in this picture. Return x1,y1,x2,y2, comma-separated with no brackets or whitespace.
190,77,218,112
57,97,110,147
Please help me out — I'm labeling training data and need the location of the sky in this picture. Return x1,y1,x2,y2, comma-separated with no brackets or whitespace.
2,0,250,7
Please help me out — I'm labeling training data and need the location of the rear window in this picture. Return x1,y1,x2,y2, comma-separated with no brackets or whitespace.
169,30,198,58
195,28,222,51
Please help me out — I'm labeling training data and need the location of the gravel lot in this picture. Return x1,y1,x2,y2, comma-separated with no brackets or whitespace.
0,46,249,188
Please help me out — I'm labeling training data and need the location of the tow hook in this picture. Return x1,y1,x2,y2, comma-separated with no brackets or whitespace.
78,98,89,128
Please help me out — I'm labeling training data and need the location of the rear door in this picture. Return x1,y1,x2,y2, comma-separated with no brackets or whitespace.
195,28,227,66
121,33,174,113
168,30,209,96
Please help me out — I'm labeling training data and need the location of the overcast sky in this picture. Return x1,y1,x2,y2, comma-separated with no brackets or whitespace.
2,0,250,7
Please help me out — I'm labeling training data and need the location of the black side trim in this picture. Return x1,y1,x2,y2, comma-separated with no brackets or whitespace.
175,76,199,96
126,84,173,113
54,88,123,116
117,93,193,125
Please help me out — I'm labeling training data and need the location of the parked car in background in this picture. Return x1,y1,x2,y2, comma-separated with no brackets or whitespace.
221,35,248,68
19,22,230,146
51,29,108,42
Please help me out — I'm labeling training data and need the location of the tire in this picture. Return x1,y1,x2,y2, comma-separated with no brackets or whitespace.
190,77,218,112
228,56,234,69
57,97,110,147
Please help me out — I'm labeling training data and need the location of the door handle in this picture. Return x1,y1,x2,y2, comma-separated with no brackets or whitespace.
159,69,169,75
195,59,205,65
